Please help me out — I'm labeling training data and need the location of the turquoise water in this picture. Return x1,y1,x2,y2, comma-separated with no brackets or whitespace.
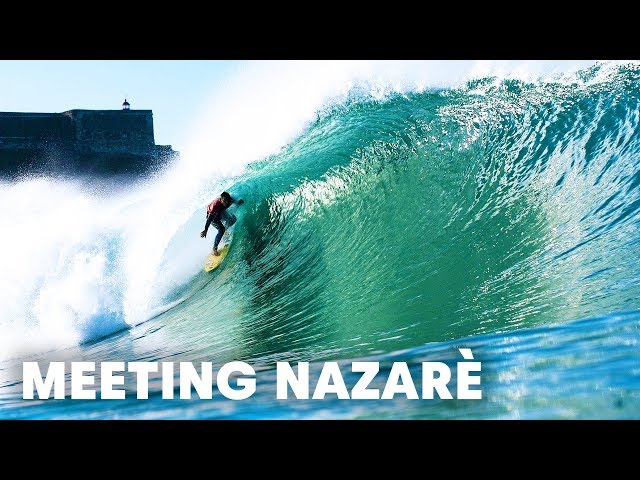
1,62,640,418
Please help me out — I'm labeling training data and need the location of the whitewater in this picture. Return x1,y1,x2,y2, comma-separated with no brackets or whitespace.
1,60,640,419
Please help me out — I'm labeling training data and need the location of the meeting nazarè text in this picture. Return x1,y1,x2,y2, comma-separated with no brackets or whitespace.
22,352,481,401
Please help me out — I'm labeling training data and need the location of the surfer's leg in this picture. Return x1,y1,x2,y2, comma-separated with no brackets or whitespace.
213,219,226,251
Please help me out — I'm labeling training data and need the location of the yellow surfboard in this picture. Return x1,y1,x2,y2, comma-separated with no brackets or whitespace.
204,244,230,272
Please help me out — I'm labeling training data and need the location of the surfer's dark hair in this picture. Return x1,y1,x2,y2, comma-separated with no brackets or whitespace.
221,191,232,200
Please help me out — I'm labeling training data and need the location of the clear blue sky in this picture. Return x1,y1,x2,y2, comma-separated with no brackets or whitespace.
0,60,240,152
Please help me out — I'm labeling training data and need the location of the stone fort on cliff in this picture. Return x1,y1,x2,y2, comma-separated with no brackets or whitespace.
0,99,177,177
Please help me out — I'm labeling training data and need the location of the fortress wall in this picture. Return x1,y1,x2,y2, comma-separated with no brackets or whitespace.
0,113,73,142
64,110,155,152
0,109,175,177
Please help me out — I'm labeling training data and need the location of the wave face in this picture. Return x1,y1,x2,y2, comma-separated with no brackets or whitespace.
2,61,640,418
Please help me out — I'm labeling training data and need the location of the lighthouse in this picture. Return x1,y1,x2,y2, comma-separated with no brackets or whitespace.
122,99,130,111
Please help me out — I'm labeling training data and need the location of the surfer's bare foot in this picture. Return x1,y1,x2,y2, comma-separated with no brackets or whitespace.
213,249,219,256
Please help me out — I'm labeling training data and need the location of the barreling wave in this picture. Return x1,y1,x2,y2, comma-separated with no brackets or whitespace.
197,62,640,362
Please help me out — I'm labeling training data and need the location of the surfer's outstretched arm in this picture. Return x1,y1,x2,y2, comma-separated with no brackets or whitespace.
200,214,214,238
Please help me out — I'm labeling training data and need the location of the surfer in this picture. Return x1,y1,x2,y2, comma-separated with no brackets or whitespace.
200,192,245,255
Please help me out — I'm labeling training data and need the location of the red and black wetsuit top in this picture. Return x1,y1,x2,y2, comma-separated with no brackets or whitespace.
207,198,226,218
207,196,236,220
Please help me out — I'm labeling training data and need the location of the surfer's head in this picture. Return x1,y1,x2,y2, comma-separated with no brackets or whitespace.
220,191,232,207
